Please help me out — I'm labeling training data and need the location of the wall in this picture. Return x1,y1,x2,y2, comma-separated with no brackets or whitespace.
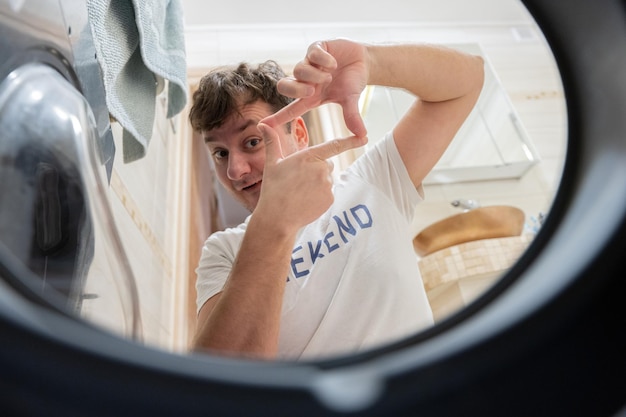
80,87,197,353
410,29,566,239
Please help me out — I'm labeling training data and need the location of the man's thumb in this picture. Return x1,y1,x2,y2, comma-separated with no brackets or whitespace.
342,99,367,138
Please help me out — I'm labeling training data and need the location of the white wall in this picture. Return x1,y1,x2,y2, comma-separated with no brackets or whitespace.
81,90,190,352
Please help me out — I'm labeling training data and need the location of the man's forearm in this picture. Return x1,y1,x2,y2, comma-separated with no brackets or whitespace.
366,43,485,103
193,214,297,358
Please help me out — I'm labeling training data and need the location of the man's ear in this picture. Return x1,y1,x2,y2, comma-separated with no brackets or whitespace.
293,117,309,149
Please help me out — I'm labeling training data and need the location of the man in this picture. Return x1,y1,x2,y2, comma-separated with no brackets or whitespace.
189,39,484,360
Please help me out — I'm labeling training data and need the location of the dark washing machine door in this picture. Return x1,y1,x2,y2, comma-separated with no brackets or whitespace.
0,63,141,330
0,64,93,312
1,1,626,416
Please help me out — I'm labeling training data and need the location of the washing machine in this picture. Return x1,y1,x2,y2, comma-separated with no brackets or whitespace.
0,0,140,330
1,0,626,416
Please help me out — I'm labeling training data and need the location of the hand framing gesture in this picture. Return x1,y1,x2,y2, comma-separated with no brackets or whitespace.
262,39,369,138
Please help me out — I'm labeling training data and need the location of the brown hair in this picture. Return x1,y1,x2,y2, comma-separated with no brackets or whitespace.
189,60,294,133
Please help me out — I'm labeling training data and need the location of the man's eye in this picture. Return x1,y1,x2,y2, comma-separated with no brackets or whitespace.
246,138,262,149
212,149,228,160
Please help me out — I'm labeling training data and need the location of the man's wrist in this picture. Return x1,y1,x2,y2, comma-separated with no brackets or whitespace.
364,43,387,87
248,209,300,242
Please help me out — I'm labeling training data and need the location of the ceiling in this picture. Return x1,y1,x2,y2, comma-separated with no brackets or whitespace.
179,0,532,27
180,0,538,70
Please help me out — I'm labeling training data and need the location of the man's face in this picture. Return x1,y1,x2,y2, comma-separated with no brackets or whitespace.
203,100,308,212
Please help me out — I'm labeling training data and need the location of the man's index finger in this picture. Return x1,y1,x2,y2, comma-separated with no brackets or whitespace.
307,135,368,161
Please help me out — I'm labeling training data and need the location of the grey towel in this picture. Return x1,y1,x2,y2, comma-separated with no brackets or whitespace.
87,0,187,163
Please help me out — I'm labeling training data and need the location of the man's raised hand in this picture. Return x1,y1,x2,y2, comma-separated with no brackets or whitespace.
255,123,367,233
261,39,369,138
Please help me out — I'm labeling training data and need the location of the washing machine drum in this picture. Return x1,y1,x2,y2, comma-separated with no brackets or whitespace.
0,63,94,312
1,1,626,416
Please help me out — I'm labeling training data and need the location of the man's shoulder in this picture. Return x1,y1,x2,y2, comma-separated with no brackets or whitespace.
204,217,249,250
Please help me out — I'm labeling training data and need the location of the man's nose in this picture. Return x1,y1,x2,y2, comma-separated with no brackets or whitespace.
226,151,250,181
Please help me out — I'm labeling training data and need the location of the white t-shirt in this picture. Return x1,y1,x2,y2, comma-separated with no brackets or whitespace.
196,132,434,360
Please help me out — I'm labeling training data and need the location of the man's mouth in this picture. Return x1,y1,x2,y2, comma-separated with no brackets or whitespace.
241,180,261,192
